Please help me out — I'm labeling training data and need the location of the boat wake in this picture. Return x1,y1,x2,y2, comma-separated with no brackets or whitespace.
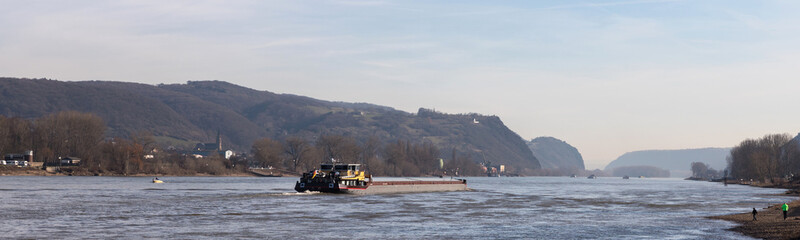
275,191,321,196
222,191,321,199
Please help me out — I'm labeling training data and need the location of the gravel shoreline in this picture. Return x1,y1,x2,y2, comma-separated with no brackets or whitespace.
709,186,800,240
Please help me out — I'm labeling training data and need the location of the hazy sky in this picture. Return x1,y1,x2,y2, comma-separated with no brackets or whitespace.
3,0,800,169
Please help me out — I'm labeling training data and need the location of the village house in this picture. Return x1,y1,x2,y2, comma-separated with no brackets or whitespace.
59,157,81,165
190,131,234,159
1,151,33,167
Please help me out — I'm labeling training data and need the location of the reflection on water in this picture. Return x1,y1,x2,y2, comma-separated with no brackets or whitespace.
0,176,792,239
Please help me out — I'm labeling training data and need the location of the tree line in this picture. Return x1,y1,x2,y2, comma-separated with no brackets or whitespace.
251,135,483,176
690,162,722,180
0,111,104,165
0,111,484,176
727,133,800,182
0,111,240,175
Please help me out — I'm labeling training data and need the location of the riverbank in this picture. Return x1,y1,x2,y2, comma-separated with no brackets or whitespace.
0,165,264,177
0,166,52,176
709,181,800,239
709,200,800,240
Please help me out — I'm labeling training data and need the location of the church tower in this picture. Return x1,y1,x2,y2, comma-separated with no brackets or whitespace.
216,129,222,151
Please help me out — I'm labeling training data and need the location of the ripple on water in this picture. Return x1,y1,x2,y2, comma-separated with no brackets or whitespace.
2,176,795,239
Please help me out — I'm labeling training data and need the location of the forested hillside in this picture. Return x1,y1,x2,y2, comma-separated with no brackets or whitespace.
0,78,540,173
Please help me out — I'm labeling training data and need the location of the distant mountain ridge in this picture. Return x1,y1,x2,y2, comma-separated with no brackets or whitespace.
0,78,541,172
604,148,730,177
527,137,585,170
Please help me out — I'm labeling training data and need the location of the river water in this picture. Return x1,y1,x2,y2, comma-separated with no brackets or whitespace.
1,176,794,239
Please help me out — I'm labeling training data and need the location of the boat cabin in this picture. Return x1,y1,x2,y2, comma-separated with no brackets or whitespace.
313,163,367,182
320,163,360,173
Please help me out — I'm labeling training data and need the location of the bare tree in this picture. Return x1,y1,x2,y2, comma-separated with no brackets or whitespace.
762,134,791,181
0,116,9,154
0,116,33,155
252,138,283,168
384,140,408,176
409,142,440,174
360,136,385,175
130,130,156,153
315,135,360,163
781,136,800,178
284,136,311,172
728,133,792,182
33,111,105,165
691,162,709,178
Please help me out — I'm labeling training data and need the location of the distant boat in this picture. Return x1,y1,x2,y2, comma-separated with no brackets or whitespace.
570,174,577,178
638,176,645,178
587,174,596,179
152,178,164,183
623,176,630,179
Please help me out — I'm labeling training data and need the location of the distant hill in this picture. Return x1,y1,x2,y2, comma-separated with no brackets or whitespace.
527,137,585,170
0,78,540,172
604,148,730,177
611,165,670,178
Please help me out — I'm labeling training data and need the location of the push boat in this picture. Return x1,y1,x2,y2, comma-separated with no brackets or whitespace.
294,163,467,195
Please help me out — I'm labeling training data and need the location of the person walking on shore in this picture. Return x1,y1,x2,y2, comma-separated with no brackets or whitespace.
782,203,789,220
752,208,758,221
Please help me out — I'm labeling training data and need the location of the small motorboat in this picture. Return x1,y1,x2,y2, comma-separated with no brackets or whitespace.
587,174,596,179
152,178,164,183
623,175,630,179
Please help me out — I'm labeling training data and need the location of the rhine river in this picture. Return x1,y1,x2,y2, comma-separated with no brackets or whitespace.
1,176,794,239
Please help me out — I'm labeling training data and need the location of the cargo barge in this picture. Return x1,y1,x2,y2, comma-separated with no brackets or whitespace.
294,163,467,195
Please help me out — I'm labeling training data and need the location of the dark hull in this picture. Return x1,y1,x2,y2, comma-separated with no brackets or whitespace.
295,179,467,195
